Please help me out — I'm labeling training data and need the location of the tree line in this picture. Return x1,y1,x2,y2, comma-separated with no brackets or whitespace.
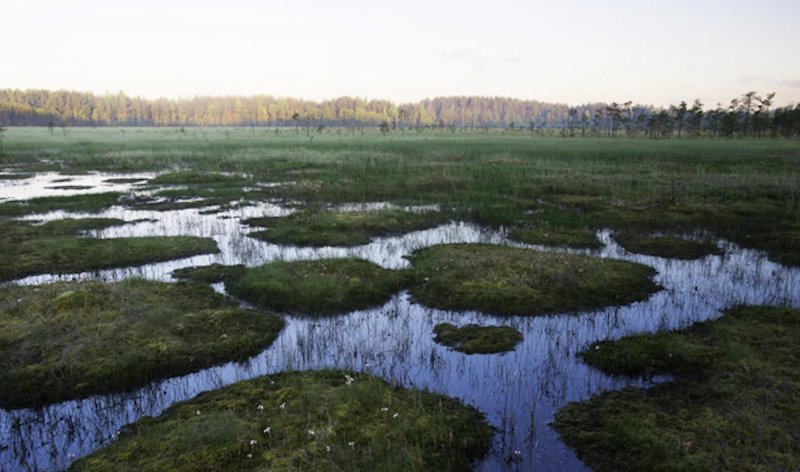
0,89,798,137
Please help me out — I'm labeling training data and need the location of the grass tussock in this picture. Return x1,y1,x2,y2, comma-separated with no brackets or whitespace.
71,370,492,471
433,323,523,354
245,208,447,247
0,219,219,282
614,232,721,260
0,192,122,216
408,244,659,316
554,305,800,472
226,258,407,316
172,263,246,284
0,280,284,409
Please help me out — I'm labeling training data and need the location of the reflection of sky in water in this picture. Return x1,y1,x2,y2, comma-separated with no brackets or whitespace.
2,176,800,472
0,172,154,202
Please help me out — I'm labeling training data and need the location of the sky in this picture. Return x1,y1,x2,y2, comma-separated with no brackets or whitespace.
2,0,799,107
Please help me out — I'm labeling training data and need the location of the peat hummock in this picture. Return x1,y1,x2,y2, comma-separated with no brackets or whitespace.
408,244,659,316
72,370,493,471
0,279,284,408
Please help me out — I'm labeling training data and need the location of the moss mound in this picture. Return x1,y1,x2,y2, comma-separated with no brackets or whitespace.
72,370,492,472
0,280,284,408
614,232,720,260
0,219,219,282
509,226,601,249
172,263,246,284
226,258,406,316
245,208,446,247
0,192,122,216
554,306,800,472
433,323,523,354
408,244,659,316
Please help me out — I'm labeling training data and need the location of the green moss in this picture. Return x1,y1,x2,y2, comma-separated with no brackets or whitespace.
614,232,721,259
0,192,122,216
408,244,659,316
172,264,246,284
433,323,523,354
226,258,406,316
71,370,492,472
554,306,800,472
0,219,219,281
245,209,447,247
509,225,601,249
0,280,284,408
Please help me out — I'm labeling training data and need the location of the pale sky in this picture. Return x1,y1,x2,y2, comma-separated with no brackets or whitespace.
2,0,799,107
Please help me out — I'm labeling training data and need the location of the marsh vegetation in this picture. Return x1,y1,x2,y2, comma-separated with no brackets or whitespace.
0,128,798,471
555,306,800,472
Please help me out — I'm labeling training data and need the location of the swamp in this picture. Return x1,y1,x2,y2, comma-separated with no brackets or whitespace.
0,127,798,471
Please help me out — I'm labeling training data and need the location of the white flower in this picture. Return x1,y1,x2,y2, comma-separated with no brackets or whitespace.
67,453,76,460
344,374,354,386
348,441,355,448
308,429,316,437
380,407,389,412
250,439,258,446
247,453,252,458
513,450,522,456
195,410,201,416
279,402,286,410
392,413,399,418
257,404,264,411
263,426,271,435
326,445,331,452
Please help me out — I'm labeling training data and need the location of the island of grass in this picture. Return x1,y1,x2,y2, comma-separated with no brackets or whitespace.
245,208,446,247
614,232,721,260
408,244,659,316
0,279,284,409
72,370,492,471
433,323,523,354
172,263,246,283
0,218,219,282
553,306,800,472
509,225,601,249
0,192,122,216
226,258,405,316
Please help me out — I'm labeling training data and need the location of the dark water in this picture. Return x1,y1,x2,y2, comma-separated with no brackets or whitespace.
2,174,799,471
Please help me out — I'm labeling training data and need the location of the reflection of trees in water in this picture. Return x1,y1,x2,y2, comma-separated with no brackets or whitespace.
2,198,800,471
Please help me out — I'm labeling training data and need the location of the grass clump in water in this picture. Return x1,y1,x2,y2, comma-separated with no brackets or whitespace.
226,258,406,315
554,305,800,472
0,219,219,282
72,370,492,472
0,192,122,216
0,279,284,409
172,263,246,283
408,244,659,316
433,323,523,354
245,208,447,247
509,225,601,249
614,232,721,259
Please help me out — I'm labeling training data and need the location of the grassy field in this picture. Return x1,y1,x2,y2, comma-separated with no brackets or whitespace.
2,127,797,263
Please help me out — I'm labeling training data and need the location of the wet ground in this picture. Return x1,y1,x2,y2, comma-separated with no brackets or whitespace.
1,173,799,471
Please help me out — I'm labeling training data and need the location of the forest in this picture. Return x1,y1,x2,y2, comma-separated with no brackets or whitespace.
1,89,799,138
